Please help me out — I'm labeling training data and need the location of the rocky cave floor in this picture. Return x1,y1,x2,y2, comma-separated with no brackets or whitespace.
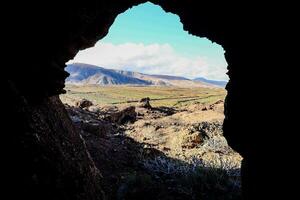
63,99,242,200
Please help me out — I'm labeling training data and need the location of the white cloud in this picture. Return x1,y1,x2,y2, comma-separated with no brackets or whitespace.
68,42,228,80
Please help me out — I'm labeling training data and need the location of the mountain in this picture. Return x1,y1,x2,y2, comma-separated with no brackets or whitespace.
148,74,189,81
193,77,227,88
66,63,151,85
66,63,219,88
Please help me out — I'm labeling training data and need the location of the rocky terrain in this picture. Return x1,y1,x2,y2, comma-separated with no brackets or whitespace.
62,97,242,200
7,1,291,199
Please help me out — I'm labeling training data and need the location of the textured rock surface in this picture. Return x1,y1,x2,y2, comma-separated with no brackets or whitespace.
137,97,152,109
75,98,94,108
106,106,137,124
4,85,104,200
4,0,293,199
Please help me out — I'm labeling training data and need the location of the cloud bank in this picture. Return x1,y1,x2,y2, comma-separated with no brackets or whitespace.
68,42,228,80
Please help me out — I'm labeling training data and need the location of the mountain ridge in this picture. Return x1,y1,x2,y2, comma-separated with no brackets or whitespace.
193,77,227,87
66,63,226,88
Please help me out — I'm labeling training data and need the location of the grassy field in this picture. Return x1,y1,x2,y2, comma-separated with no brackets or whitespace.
60,84,227,107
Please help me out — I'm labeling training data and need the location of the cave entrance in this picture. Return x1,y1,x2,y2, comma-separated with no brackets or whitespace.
61,2,241,199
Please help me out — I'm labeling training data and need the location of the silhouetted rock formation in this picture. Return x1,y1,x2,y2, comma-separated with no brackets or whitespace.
4,93,104,200
5,0,293,199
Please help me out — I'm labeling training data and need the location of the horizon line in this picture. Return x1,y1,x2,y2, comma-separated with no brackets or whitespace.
67,62,228,82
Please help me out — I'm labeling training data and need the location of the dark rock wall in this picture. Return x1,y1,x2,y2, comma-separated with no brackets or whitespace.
4,0,293,199
4,82,104,200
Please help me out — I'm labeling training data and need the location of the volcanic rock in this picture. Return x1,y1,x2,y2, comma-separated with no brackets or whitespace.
75,99,93,108
137,97,152,109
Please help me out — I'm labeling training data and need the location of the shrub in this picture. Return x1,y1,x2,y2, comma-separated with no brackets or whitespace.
140,154,242,200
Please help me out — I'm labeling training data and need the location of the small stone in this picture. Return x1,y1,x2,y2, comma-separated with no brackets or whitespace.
87,106,100,113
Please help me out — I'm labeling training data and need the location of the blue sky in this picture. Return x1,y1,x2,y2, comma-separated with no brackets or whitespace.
70,2,228,81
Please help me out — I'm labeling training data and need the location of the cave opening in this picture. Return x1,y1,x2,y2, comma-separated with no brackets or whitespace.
7,0,290,199
60,2,241,199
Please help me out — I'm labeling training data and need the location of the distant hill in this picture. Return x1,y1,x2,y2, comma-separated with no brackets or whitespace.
149,74,189,81
193,77,227,88
66,63,151,85
66,63,223,88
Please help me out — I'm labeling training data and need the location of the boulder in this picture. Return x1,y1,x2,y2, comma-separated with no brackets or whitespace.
88,105,101,113
81,121,110,137
107,106,137,124
75,99,93,108
137,97,152,109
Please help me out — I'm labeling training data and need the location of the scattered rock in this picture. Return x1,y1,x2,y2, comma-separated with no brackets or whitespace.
70,115,81,123
81,122,107,137
163,147,171,151
208,100,224,110
200,100,224,112
214,100,224,105
197,121,223,139
182,133,202,149
75,99,93,108
88,105,101,113
202,107,208,111
143,122,151,127
137,112,144,117
62,97,241,200
107,106,137,124
137,97,152,109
